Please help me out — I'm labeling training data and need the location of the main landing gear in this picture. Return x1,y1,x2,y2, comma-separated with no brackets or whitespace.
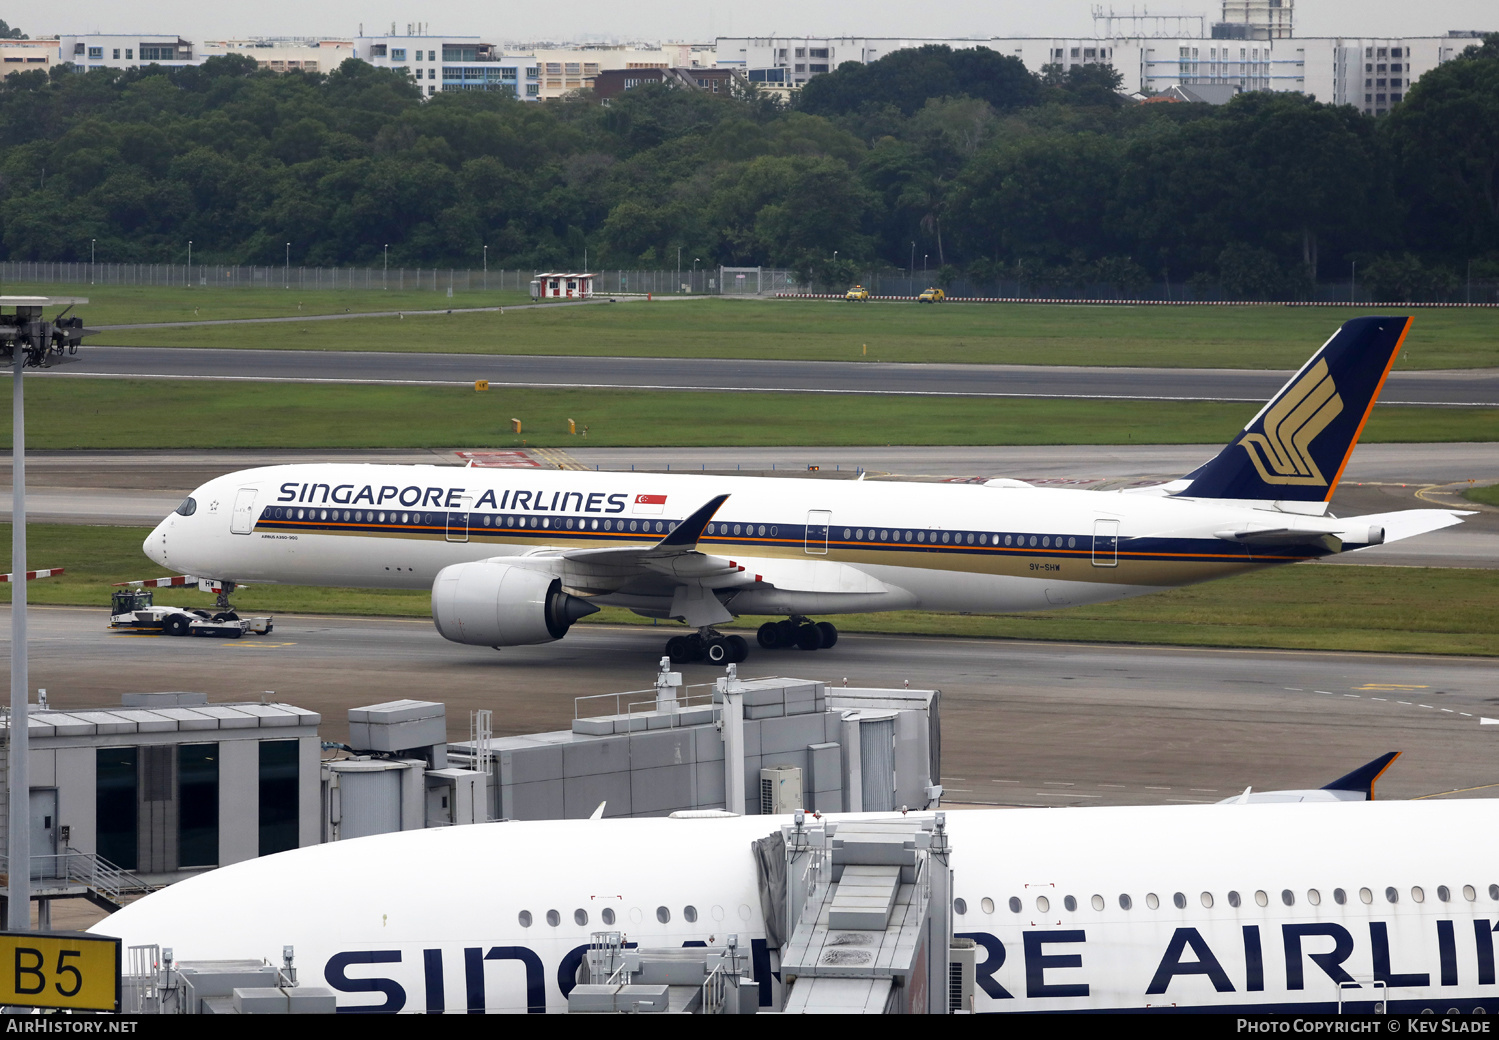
756,617,838,652
666,629,750,665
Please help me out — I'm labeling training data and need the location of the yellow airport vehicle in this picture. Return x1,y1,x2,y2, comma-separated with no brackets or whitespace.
917,287,945,303
844,285,870,301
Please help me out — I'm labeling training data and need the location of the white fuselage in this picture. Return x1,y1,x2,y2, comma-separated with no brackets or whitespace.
145,464,1360,619
95,800,1499,1013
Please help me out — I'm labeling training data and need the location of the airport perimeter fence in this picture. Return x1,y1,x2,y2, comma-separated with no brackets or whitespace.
0,262,772,297
2,261,1496,305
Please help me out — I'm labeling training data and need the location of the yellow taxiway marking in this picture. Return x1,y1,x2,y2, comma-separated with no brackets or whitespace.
219,642,297,649
530,447,588,471
1414,782,1499,800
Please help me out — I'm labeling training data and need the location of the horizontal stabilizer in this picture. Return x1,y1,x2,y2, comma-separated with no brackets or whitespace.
1344,508,1472,545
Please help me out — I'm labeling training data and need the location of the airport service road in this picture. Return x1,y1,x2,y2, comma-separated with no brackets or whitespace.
10,607,1498,808
26,346,1499,406
3,444,1493,566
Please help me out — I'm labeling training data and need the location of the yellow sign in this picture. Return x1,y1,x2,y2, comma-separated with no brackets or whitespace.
0,931,120,1012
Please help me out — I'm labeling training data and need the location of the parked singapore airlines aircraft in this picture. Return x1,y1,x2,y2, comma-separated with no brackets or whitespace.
143,316,1466,663
96,798,1499,1013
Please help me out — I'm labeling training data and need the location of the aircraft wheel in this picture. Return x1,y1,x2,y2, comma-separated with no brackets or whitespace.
757,622,781,649
705,639,730,665
815,621,838,649
794,623,822,651
725,635,749,663
666,636,693,664
164,615,191,637
775,619,797,644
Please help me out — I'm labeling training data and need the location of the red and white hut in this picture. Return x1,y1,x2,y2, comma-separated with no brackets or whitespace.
531,273,596,299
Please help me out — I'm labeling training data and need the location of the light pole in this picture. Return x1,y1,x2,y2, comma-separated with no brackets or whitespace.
924,254,928,280
1351,261,1356,303
3,293,88,931
91,239,96,284
285,242,290,289
693,257,699,293
677,246,682,293
483,245,488,291
384,244,389,290
187,240,192,288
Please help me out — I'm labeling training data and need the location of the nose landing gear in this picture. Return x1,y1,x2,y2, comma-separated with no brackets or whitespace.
756,617,838,651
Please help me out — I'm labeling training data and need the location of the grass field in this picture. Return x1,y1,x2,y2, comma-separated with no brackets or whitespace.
8,524,1495,656
6,378,1495,448
1466,484,1499,507
4,283,529,325
87,296,1499,371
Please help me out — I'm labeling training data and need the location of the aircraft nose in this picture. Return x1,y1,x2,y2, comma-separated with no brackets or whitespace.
144,520,169,569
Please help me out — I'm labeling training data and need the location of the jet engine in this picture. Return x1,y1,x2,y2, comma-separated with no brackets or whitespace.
431,560,598,647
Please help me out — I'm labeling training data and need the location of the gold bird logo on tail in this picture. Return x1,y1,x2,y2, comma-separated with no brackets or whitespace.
1237,359,1344,486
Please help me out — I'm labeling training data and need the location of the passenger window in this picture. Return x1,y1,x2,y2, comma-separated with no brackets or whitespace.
1437,886,1450,902
1334,889,1347,905
684,905,698,922
1412,887,1425,903
656,906,671,923
1308,889,1321,906
1009,897,1022,913
1173,892,1186,909
518,910,532,927
546,909,560,926
1255,891,1269,907
1386,887,1399,904
1227,891,1241,908
1282,890,1295,906
1119,894,1132,910
1063,895,1077,912
1036,896,1050,913
981,897,995,914
575,909,588,925
1091,894,1105,911
1200,892,1214,908
602,907,616,925
1464,886,1476,902
953,898,967,915
1360,888,1374,904
1145,893,1159,909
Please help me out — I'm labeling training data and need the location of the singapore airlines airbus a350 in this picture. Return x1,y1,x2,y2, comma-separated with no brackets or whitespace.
143,317,1466,663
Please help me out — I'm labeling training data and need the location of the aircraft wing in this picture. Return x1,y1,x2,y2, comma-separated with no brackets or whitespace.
502,493,910,624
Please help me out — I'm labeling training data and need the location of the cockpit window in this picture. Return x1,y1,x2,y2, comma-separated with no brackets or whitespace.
175,497,197,517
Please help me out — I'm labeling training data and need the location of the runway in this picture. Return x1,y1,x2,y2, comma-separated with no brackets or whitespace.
3,444,1493,566
27,346,1499,406
12,607,1498,807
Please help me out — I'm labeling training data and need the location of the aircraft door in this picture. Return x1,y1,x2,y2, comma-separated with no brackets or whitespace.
1092,519,1119,567
30,788,58,880
805,510,831,555
230,487,259,535
446,495,472,543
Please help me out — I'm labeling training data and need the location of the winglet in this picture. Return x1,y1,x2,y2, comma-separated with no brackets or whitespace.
1321,751,1400,801
652,494,729,551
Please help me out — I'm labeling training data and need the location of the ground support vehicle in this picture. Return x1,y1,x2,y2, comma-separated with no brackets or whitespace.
917,287,945,302
109,588,273,638
844,285,869,301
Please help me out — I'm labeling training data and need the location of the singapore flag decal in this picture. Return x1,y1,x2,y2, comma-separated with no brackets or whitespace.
634,493,667,515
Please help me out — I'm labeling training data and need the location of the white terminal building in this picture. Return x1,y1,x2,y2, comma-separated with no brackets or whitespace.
717,0,1490,116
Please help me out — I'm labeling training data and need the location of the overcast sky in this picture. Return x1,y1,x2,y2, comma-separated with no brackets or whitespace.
37,1,1496,46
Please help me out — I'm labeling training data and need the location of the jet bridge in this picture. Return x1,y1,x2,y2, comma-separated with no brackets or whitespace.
566,810,972,1014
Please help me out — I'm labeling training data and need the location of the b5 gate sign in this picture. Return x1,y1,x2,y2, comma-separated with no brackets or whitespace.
0,931,121,1012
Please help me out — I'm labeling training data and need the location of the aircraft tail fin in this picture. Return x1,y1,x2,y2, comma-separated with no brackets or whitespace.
1321,751,1400,801
1179,317,1412,503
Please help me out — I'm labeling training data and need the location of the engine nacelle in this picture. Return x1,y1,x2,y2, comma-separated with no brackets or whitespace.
432,560,598,647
